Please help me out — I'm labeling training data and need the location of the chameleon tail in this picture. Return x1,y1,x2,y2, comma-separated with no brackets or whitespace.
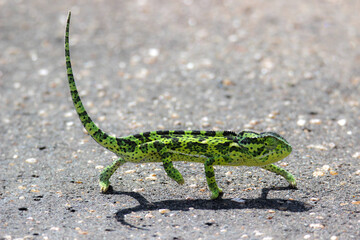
65,11,118,153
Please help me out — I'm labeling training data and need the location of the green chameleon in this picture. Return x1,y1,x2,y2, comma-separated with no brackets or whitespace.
65,12,296,199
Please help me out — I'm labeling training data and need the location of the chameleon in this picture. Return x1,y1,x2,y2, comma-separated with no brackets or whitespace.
64,12,296,200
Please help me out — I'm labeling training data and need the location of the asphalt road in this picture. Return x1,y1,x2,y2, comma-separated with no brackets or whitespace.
1,0,359,239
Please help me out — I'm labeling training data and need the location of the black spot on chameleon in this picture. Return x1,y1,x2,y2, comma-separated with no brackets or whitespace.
172,130,184,135
156,130,170,135
161,152,171,158
214,142,230,155
225,136,237,142
133,133,144,141
206,158,216,165
143,132,155,142
139,143,148,153
170,138,183,149
153,140,165,153
142,132,151,138
94,129,104,140
223,130,237,136
78,111,92,125
186,142,208,153
205,170,215,178
223,155,233,164
208,182,217,189
261,156,269,163
205,131,216,137
240,138,251,145
70,90,77,97
251,146,265,157
161,135,173,139
116,138,137,152
162,161,171,168
103,132,109,139
229,145,240,152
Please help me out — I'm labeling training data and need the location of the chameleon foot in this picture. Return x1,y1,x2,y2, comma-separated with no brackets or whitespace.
177,178,185,185
99,158,126,193
210,188,223,200
285,174,297,189
99,180,110,193
288,179,297,189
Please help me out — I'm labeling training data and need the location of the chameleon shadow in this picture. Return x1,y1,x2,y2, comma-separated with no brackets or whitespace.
110,186,312,229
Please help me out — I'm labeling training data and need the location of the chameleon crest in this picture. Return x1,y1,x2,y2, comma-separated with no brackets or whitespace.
65,12,296,199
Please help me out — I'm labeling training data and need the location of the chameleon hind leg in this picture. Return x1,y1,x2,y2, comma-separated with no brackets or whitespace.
204,158,223,200
161,152,184,184
99,157,126,192
262,164,297,188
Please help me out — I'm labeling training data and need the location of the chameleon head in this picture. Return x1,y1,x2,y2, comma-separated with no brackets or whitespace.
237,131,292,165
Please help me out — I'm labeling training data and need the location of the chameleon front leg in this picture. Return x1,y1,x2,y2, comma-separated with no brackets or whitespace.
261,164,297,188
99,157,126,192
204,158,223,200
161,152,184,184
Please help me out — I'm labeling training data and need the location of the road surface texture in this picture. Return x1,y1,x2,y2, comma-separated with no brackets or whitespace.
1,0,359,239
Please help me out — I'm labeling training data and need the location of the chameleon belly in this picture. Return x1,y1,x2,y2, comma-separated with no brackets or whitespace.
65,12,296,199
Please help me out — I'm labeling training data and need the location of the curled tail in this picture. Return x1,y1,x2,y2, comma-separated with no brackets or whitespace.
65,11,118,153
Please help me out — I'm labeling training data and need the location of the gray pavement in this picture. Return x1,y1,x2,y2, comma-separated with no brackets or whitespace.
1,0,359,239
